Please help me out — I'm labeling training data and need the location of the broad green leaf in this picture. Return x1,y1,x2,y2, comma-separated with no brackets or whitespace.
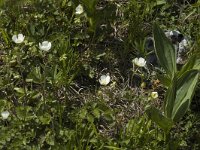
178,58,195,76
164,77,177,118
172,70,199,122
156,74,171,87
178,55,199,77
153,23,177,78
146,107,173,133
193,58,200,70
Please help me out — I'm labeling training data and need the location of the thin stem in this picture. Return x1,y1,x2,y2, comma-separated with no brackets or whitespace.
42,53,47,111
164,132,171,147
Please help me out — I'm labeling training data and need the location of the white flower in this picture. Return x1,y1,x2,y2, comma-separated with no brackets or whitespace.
1,111,10,120
151,92,158,99
12,34,25,44
99,74,111,86
39,41,51,51
75,4,84,15
132,57,146,67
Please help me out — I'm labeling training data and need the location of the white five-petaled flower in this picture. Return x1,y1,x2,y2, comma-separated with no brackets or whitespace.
132,57,146,67
1,111,10,120
39,41,51,51
99,74,111,86
151,92,158,99
75,4,84,15
12,34,25,44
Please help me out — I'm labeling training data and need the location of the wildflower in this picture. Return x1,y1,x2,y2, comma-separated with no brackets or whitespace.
75,4,84,15
12,34,25,44
1,111,10,120
99,74,111,86
39,41,51,51
132,57,146,67
151,92,158,99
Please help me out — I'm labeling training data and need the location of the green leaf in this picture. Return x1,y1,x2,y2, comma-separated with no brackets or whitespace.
193,58,200,70
39,113,51,125
87,114,94,123
104,146,121,150
45,131,55,146
93,108,100,119
82,0,98,31
156,74,171,87
28,66,43,84
178,55,199,77
82,0,98,17
164,77,177,118
153,23,177,78
155,0,166,6
16,106,32,120
61,0,67,8
172,70,199,122
79,108,87,119
146,107,173,133
0,100,6,111
30,24,35,35
14,87,25,94
0,28,9,45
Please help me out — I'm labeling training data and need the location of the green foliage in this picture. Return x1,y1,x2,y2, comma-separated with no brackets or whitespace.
152,23,199,123
0,0,200,149
147,23,200,148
